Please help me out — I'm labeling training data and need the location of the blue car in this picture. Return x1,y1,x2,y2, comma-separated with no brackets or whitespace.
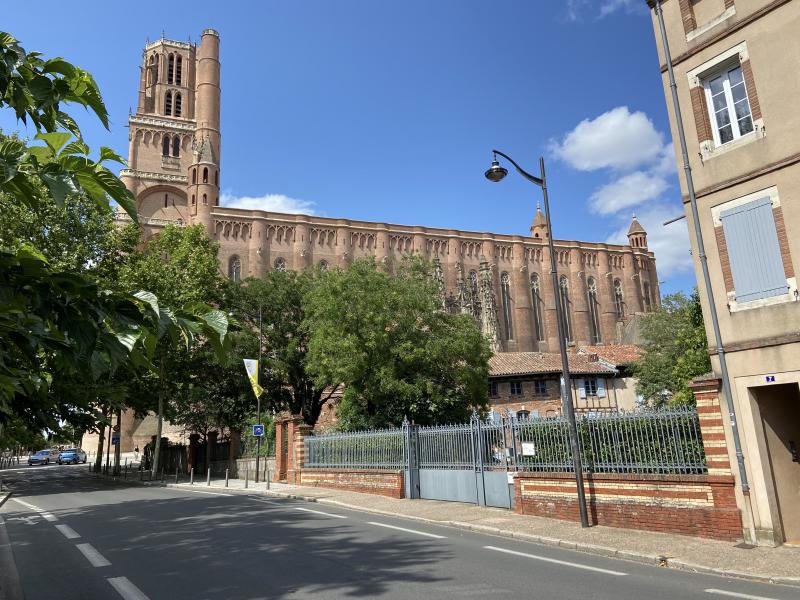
28,449,59,465
57,448,87,465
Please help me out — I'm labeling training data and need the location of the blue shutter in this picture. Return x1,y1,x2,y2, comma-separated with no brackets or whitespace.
720,197,787,303
597,379,607,398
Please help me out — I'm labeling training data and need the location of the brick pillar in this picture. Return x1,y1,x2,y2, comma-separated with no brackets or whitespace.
188,433,200,473
273,416,288,482
288,424,313,485
689,377,732,476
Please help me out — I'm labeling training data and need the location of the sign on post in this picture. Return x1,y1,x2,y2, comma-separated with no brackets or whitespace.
252,424,265,437
521,442,536,456
111,434,120,446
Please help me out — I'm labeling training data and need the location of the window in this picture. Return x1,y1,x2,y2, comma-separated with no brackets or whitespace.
704,63,754,146
510,381,522,396
164,194,169,208
174,93,182,117
202,193,207,205
719,195,789,304
191,194,195,206
643,281,652,312
228,256,241,281
203,167,208,183
584,379,598,397
172,136,180,158
274,257,286,271
559,275,572,342
501,272,513,340
167,54,174,84
192,169,197,184
161,136,170,156
164,91,172,116
613,279,625,319
587,277,601,344
488,381,498,398
530,273,544,341
215,171,219,187
516,410,530,420
533,380,547,396
176,55,182,85
318,260,328,271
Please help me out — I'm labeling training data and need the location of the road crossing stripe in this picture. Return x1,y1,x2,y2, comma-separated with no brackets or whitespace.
108,577,150,600
55,524,81,539
484,545,627,576
705,589,779,600
41,512,58,522
294,507,348,519
75,543,111,567
368,521,446,539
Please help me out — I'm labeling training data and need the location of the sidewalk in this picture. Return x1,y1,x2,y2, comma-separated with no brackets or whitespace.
152,475,799,587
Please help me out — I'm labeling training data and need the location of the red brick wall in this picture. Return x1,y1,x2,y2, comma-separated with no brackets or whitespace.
301,469,404,499
514,472,741,541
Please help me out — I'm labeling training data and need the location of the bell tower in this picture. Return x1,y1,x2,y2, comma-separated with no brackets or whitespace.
627,215,648,249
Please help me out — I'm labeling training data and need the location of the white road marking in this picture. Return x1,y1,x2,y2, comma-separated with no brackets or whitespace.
484,545,627,576
55,524,81,539
10,498,42,512
40,512,58,522
161,487,232,497
75,543,111,567
294,507,347,519
705,589,779,600
368,521,446,539
108,576,150,600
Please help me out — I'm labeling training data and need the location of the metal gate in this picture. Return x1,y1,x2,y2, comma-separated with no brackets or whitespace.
406,414,516,508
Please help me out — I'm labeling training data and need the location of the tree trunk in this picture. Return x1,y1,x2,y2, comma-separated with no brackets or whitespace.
152,358,165,475
93,405,108,471
113,408,122,474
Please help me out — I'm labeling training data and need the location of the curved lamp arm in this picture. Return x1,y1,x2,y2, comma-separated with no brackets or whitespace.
492,149,544,187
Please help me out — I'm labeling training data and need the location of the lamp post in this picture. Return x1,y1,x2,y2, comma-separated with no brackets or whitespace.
485,150,589,528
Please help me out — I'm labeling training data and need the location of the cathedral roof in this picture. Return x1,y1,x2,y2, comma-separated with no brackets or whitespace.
628,215,646,235
532,206,547,227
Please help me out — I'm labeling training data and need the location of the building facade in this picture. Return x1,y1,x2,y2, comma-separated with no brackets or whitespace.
647,0,800,545
119,29,660,354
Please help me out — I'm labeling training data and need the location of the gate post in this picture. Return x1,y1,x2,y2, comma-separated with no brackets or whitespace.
402,418,420,499
472,411,487,506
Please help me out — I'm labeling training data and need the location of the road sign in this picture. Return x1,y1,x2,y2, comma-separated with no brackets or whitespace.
766,375,776,383
111,434,120,445
252,424,265,437
112,424,120,432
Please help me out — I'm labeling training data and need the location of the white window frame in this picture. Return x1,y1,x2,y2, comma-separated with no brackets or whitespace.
584,379,598,397
702,62,754,148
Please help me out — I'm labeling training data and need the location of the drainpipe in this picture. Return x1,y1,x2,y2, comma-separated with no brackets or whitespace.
654,0,756,543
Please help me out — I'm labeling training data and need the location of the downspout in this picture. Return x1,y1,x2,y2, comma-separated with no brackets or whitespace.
654,0,756,542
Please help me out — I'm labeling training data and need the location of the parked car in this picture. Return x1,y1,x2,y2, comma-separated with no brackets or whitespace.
57,448,87,465
28,449,59,465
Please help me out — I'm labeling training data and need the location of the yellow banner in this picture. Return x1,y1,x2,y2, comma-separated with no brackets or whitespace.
243,359,264,398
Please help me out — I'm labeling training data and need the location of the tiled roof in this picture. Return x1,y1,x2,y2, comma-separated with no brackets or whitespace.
489,352,616,377
580,345,642,366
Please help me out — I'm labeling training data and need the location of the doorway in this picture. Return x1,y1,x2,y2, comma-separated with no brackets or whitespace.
754,383,800,544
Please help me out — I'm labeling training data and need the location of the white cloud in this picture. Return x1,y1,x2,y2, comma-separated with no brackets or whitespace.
220,191,316,215
652,142,678,176
590,171,668,215
565,0,647,21
550,107,664,172
607,203,693,278
598,0,645,18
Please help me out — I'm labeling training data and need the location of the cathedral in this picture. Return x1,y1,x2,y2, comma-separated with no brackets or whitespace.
120,29,660,354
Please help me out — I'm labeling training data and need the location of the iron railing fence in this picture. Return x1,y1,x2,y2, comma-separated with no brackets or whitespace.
304,406,707,475
304,427,405,470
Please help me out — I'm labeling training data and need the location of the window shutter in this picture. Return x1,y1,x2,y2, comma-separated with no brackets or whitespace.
578,379,586,399
720,197,787,303
597,379,606,398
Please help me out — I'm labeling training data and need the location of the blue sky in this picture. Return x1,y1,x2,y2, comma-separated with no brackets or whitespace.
2,0,695,294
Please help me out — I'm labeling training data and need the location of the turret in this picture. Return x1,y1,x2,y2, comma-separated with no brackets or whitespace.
530,204,548,239
627,215,647,249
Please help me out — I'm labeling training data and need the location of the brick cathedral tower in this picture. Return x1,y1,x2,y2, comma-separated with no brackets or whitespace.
120,29,221,236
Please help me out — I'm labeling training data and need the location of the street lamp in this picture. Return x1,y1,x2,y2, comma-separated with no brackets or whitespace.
485,150,590,528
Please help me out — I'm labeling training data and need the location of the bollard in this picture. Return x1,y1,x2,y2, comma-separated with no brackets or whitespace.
206,468,211,486
175,467,179,484
266,469,270,490
160,469,164,483
124,464,128,480
190,467,194,485
225,468,229,488
245,468,249,489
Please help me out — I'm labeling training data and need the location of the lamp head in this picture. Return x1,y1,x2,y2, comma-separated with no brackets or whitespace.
484,158,508,183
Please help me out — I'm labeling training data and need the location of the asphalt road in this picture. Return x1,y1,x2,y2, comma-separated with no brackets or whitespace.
0,465,797,600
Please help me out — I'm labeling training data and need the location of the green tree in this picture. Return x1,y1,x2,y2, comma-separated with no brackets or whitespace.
304,257,490,430
632,290,711,406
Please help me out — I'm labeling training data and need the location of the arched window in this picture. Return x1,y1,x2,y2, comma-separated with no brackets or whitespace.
176,55,182,85
164,90,172,116
167,54,174,84
613,279,624,319
174,93,182,117
274,257,286,272
318,260,328,271
587,277,601,344
215,171,219,187
164,194,169,208
203,167,208,183
501,272,513,340
202,193,207,205
228,256,241,281
191,194,195,206
530,273,544,341
172,135,180,157
643,281,652,312
192,169,197,184
559,275,573,342
162,136,170,156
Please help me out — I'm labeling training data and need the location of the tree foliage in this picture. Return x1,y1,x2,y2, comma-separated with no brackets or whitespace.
304,257,490,430
632,290,711,406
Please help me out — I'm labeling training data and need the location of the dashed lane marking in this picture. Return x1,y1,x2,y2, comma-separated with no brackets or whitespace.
108,576,150,600
55,524,81,539
484,545,627,576
705,589,779,600
75,543,111,567
294,507,348,519
367,521,447,539
40,512,57,522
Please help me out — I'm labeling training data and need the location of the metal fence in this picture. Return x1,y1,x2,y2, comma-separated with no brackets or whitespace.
304,406,707,475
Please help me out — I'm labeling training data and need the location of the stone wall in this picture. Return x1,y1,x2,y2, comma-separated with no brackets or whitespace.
300,469,404,499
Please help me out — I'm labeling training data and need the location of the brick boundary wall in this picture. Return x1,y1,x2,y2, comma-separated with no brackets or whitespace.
514,471,741,541
300,469,405,499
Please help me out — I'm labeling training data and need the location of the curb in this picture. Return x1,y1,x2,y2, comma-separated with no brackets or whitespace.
0,493,10,509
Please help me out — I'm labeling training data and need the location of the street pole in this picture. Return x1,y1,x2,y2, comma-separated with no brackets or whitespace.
255,303,263,484
486,151,589,527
